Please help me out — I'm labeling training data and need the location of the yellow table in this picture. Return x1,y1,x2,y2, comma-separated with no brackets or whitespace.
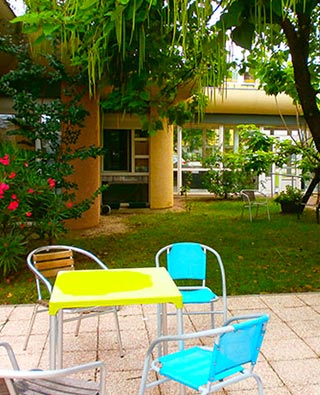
49,267,183,368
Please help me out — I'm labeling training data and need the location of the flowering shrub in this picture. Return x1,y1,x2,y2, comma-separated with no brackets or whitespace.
0,51,107,276
0,142,99,275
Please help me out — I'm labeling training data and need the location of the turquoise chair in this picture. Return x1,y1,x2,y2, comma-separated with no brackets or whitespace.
155,242,227,330
140,314,269,395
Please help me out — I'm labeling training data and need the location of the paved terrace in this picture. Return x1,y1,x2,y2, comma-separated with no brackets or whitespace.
0,292,319,394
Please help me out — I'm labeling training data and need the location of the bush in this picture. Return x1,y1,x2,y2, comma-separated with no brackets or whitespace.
274,185,303,204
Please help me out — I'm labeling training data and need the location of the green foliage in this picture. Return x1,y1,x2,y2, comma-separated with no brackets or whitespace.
202,125,276,198
14,0,229,130
0,142,105,275
0,45,106,275
274,185,303,205
202,152,255,198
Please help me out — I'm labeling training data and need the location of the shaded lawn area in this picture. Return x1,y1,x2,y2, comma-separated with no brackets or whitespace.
1,199,319,304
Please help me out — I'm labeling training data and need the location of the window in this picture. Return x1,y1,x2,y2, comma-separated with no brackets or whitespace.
103,129,131,171
103,129,149,173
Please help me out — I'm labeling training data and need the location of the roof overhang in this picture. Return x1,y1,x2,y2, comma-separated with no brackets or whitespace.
204,85,301,116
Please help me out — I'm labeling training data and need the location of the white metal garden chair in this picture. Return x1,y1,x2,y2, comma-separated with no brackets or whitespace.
0,341,106,395
140,314,269,395
240,189,270,221
24,245,123,356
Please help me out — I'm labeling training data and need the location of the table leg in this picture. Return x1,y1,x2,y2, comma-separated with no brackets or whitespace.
161,303,168,354
49,315,57,369
57,310,63,369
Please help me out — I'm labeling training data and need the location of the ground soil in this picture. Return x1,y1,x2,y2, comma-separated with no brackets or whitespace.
67,196,203,238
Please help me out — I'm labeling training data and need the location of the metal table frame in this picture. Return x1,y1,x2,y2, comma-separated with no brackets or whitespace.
49,267,183,369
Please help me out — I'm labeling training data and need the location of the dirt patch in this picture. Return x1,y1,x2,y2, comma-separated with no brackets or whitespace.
69,214,130,238
68,196,210,238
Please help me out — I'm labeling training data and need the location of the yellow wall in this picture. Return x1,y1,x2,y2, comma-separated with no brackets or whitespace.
66,92,101,230
149,119,173,208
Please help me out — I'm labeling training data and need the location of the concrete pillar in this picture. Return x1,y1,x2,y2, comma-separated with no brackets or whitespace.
149,118,173,209
66,92,101,229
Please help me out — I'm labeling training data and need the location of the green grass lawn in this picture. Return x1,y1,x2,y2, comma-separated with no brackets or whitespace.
1,198,319,304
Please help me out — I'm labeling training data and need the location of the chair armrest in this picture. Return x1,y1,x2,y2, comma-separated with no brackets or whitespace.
0,343,20,370
223,313,268,326
146,313,268,354
0,360,105,380
146,325,234,355
240,192,250,202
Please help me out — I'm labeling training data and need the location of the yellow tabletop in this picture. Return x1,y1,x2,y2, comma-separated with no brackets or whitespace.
49,267,183,315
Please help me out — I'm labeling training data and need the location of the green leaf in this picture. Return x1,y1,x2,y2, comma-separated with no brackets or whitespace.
139,91,149,101
80,0,99,10
22,24,40,34
43,23,60,36
33,34,48,45
231,22,255,50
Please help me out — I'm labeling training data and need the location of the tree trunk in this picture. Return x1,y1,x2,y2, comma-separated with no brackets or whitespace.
281,15,320,153
281,13,320,204
300,167,320,212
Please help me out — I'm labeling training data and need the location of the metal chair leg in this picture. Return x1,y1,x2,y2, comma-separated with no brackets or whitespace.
23,304,39,351
74,313,83,336
113,309,124,357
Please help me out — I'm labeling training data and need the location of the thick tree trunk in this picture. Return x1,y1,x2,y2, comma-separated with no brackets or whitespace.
281,13,320,206
300,167,320,211
281,15,320,153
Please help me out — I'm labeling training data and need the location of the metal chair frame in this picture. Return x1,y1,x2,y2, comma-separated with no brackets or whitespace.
0,342,106,395
140,314,269,395
155,242,227,331
240,189,270,222
24,245,123,356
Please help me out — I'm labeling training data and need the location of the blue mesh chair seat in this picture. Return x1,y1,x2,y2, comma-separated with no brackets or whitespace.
140,314,269,395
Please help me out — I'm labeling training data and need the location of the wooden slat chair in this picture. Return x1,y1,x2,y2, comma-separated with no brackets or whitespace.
24,245,123,356
0,342,106,395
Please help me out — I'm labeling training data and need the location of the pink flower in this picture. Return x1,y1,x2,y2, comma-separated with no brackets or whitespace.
66,202,73,208
8,201,19,210
0,154,9,165
48,177,55,189
0,183,9,198
11,194,17,200
25,212,32,217
7,171,15,179
28,188,35,194
8,172,16,179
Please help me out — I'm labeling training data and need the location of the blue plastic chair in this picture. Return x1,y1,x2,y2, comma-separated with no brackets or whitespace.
155,243,227,329
140,314,269,395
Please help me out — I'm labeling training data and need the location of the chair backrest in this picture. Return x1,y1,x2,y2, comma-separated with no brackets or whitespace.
156,242,225,284
167,242,206,280
241,190,256,202
209,315,269,382
33,250,75,279
27,245,107,298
